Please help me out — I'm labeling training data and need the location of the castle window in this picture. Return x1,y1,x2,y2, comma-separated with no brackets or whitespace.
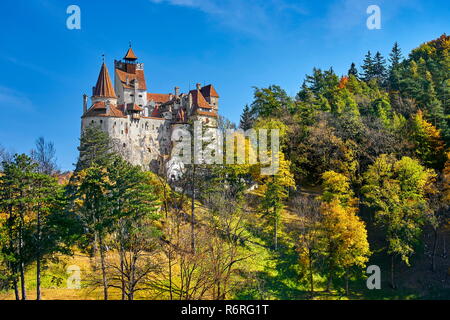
123,143,126,148
100,120,103,124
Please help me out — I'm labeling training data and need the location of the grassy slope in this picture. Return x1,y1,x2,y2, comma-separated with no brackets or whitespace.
2,187,450,300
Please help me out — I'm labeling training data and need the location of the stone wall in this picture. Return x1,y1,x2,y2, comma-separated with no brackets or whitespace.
81,115,170,171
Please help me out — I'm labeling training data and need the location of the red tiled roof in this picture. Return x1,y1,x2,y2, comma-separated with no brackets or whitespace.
124,47,138,60
116,68,147,90
190,89,212,109
93,63,116,98
196,110,218,118
82,101,126,118
147,93,172,103
200,84,219,98
127,103,143,112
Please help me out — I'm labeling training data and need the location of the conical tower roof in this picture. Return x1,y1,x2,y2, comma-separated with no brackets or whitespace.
93,63,116,98
124,47,138,61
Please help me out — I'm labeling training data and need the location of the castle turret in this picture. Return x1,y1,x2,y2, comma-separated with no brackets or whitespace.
123,47,138,61
92,62,117,104
114,45,147,107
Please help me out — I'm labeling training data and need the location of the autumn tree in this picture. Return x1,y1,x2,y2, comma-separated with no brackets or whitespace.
362,155,435,288
259,152,295,250
319,171,370,294
410,110,446,170
292,195,322,297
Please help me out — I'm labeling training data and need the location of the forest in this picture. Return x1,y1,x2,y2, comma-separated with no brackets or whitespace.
0,34,449,300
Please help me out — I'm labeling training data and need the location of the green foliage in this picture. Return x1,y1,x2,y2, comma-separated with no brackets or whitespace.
251,85,294,118
362,155,436,265
76,124,114,171
410,110,446,169
239,104,254,131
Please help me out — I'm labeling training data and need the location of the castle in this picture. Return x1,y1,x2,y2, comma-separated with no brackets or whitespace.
81,46,219,172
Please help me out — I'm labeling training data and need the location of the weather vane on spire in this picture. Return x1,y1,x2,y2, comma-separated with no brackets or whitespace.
102,54,105,63
129,40,132,48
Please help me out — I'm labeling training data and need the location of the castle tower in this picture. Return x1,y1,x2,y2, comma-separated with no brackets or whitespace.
114,45,148,108
92,62,117,104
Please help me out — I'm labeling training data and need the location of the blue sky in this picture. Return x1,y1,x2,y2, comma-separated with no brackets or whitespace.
0,0,448,171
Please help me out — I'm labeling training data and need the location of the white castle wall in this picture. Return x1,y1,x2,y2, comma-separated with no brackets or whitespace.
81,115,170,171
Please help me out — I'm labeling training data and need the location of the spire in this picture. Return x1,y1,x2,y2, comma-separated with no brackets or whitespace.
93,62,116,98
123,43,138,61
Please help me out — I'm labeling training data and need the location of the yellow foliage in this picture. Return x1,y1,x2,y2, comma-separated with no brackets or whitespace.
443,152,450,204
321,200,370,270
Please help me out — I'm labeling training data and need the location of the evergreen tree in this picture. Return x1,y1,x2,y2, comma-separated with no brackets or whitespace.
251,85,294,118
388,42,403,91
348,62,359,78
389,42,403,69
373,51,387,85
361,51,375,82
76,125,114,171
239,104,254,130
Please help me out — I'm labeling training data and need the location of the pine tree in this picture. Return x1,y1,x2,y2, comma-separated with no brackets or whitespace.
348,62,359,78
76,125,114,171
361,51,375,82
388,42,403,91
239,104,254,131
373,51,387,84
389,42,403,69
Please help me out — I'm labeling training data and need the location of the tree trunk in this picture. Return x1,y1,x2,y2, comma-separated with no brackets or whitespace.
191,166,196,252
308,249,314,297
168,249,173,300
13,278,19,300
120,254,125,300
274,214,278,251
390,255,396,289
36,210,41,300
432,229,438,272
326,263,333,292
345,271,349,296
19,221,26,300
19,261,26,300
326,275,332,292
98,234,108,300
